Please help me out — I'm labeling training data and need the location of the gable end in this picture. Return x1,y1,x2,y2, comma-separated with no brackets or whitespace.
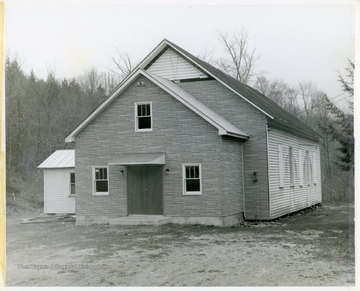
145,47,209,81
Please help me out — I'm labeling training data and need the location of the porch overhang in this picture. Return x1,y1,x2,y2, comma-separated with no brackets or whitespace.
108,153,166,165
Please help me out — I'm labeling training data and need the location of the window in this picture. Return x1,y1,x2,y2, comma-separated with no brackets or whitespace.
289,147,294,186
93,166,109,195
305,151,313,186
183,164,202,195
135,102,152,131
299,150,304,187
69,172,75,196
278,145,284,188
313,152,317,185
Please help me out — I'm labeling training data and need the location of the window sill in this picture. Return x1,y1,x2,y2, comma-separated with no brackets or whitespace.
136,129,153,132
69,194,75,197
183,192,202,196
93,192,109,196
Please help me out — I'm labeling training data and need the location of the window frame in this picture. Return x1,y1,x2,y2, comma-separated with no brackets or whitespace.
92,166,109,196
299,150,304,187
305,151,313,186
313,152,317,185
278,145,284,188
134,101,153,132
289,146,294,187
182,163,202,195
69,170,76,197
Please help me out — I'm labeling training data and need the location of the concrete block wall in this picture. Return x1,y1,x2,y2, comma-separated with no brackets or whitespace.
178,80,270,220
220,136,244,216
75,75,243,224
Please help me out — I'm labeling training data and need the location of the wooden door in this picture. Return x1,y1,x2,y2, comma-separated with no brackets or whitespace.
127,165,163,215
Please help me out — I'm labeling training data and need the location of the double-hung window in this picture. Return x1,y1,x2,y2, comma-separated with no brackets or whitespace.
69,172,75,196
183,164,202,195
135,102,152,131
93,166,109,195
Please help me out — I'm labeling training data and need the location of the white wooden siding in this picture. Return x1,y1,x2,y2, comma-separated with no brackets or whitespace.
44,168,75,214
267,128,322,219
146,48,208,80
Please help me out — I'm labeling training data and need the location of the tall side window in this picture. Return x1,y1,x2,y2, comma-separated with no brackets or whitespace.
69,172,75,196
313,152,317,185
299,150,304,187
289,146,294,186
135,101,152,132
183,164,202,195
93,166,109,195
278,145,284,188
305,151,313,186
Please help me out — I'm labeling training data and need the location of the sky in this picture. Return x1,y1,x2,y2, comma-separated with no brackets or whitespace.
5,0,355,109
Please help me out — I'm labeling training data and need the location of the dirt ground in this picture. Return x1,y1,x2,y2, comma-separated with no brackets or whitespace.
6,204,355,286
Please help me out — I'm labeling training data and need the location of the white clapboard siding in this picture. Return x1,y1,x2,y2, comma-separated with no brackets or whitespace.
267,127,322,219
146,48,208,80
44,169,75,214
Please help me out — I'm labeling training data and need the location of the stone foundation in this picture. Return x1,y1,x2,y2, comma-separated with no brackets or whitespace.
76,212,244,227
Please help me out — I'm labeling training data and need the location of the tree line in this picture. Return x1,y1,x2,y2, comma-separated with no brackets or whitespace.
6,31,354,203
5,58,123,176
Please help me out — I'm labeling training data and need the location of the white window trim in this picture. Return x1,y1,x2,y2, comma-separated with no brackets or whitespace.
313,152,317,185
134,101,153,132
305,151,312,187
299,150,304,187
278,145,284,188
69,170,76,197
92,166,109,196
182,163,202,195
289,146,294,187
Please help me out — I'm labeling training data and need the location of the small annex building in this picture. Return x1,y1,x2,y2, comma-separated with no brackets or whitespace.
38,149,76,214
57,39,321,226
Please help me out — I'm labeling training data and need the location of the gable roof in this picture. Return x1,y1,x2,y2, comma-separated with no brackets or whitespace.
65,69,249,142
38,150,75,168
66,39,319,143
157,40,319,141
147,72,248,138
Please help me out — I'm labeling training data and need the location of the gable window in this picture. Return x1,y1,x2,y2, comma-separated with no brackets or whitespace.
93,166,109,195
135,102,152,131
69,172,75,196
183,164,202,195
289,147,294,187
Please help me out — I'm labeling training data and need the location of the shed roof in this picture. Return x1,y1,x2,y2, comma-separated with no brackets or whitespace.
38,150,75,168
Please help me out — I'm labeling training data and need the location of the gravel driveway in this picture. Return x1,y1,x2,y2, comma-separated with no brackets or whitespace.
6,204,355,286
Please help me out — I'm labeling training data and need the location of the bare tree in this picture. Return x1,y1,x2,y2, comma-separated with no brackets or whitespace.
197,47,216,65
254,76,301,117
217,30,260,84
298,81,317,122
111,49,135,79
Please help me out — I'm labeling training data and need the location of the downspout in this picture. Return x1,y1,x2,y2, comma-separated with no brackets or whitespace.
266,124,272,219
242,143,246,220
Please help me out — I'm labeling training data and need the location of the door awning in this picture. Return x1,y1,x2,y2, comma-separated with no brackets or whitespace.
108,153,166,165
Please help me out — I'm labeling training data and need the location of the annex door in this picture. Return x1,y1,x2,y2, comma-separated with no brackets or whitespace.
127,165,163,215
